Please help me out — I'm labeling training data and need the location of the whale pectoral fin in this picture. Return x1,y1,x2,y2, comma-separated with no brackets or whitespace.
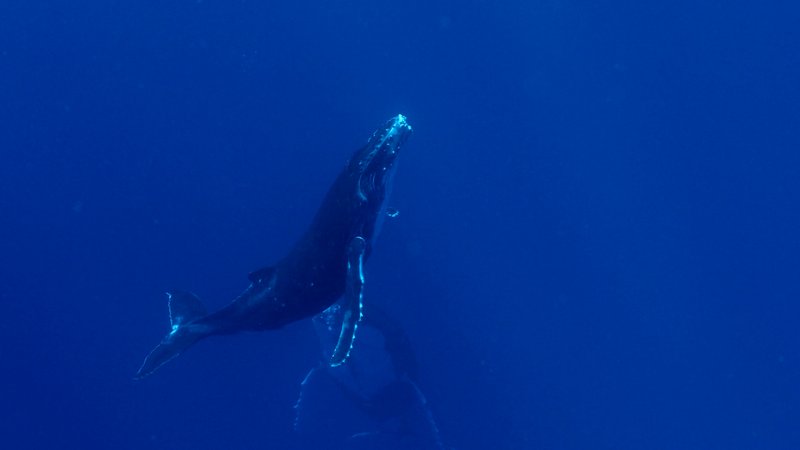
329,236,367,367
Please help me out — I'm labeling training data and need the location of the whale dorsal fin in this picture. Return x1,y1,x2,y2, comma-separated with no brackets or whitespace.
248,266,275,283
166,291,207,328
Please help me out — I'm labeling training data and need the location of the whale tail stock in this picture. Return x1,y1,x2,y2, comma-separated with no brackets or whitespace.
134,291,208,380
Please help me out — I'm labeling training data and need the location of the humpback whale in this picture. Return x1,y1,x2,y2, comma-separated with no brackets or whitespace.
135,114,412,379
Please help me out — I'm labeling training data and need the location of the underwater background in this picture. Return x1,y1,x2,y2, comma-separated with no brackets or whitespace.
1,1,799,449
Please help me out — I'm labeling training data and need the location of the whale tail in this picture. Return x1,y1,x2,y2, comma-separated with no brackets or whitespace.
134,291,208,380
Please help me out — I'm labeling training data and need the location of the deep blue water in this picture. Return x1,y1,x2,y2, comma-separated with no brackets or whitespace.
1,1,799,449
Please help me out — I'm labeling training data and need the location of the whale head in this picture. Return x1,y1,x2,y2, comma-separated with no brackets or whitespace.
349,114,412,204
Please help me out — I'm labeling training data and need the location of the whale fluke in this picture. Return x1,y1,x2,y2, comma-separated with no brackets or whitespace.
135,292,208,380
